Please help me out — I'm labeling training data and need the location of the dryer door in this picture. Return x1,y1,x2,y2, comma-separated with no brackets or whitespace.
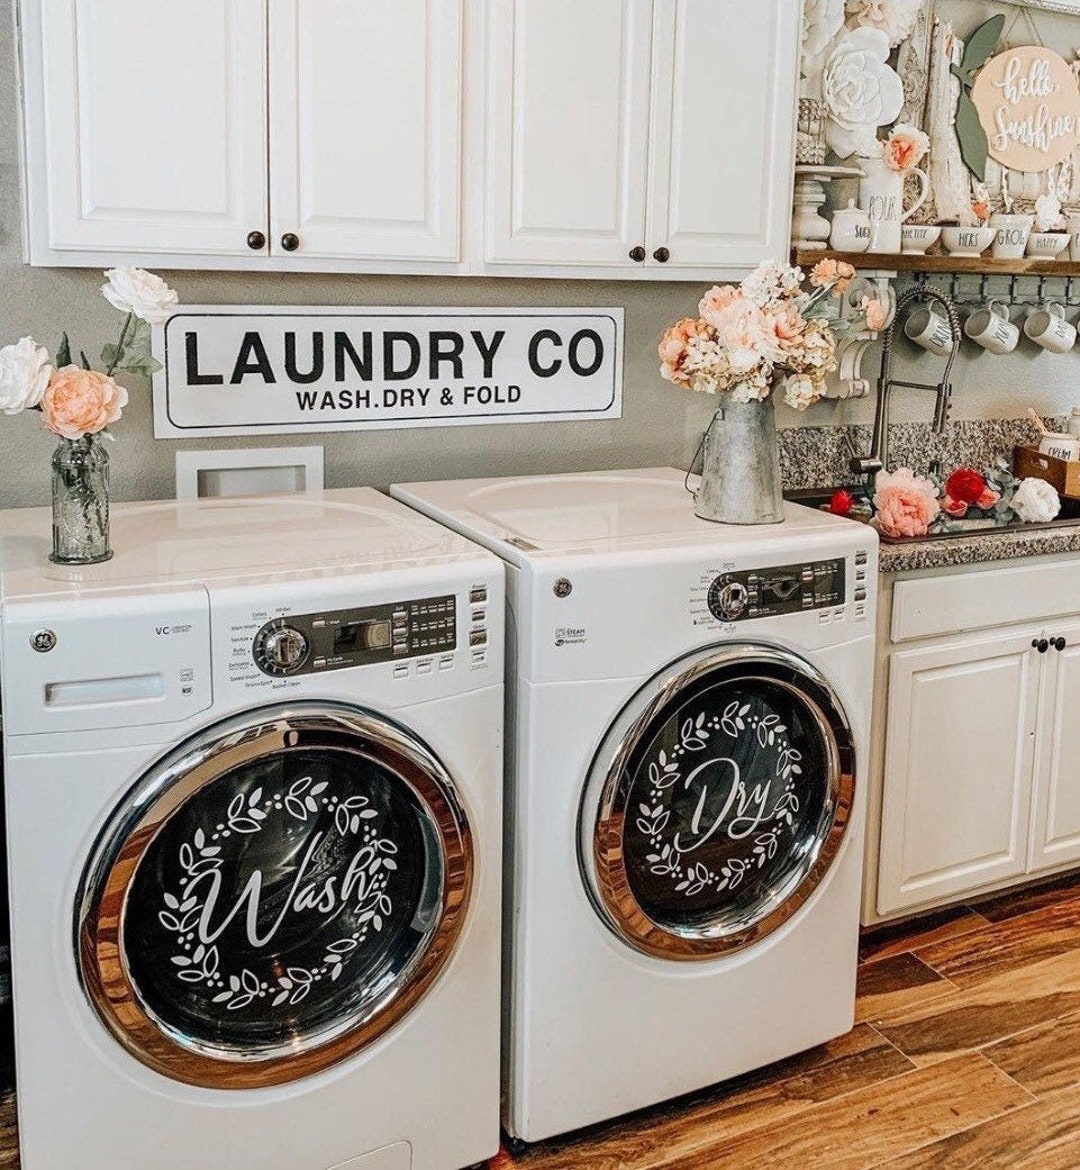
76,701,473,1088
580,645,855,961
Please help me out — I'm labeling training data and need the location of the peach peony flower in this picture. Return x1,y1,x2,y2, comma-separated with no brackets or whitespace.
972,201,991,224
698,284,743,328
41,365,128,440
976,486,1001,510
711,299,783,371
861,296,888,332
764,303,808,353
873,467,940,538
883,123,930,172
810,258,855,295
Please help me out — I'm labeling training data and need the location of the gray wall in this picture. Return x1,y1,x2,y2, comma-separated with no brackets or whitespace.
2,3,1079,510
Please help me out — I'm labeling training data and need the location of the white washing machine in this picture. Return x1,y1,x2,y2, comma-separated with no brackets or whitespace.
0,489,504,1170
392,468,878,1144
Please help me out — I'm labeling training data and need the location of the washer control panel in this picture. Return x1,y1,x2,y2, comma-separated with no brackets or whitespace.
707,559,846,622
253,594,456,676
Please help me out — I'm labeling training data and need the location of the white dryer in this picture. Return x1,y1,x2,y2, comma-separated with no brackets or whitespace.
392,469,878,1144
0,489,503,1170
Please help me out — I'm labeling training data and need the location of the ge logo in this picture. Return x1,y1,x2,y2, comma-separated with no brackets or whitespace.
30,629,57,653
553,578,573,599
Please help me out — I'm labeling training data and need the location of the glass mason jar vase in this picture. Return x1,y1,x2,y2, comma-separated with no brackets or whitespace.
50,435,112,564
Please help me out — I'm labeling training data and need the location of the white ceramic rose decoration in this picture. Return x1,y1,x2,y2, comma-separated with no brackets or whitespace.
845,0,924,48
805,27,905,159
801,0,846,80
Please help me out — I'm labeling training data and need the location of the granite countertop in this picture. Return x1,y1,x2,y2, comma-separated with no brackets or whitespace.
880,521,1080,574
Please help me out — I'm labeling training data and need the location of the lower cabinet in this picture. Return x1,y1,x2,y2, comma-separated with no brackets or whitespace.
874,570,1080,920
877,630,1041,916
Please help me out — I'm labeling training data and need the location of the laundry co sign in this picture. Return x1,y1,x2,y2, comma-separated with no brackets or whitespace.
152,307,623,438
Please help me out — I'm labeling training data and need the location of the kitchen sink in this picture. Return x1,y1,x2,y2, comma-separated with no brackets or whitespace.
785,487,1080,544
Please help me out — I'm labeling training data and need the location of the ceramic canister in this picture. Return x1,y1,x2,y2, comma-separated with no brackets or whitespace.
829,200,872,253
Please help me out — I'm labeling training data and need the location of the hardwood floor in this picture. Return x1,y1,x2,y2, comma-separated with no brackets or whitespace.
487,873,1080,1170
5,876,1080,1167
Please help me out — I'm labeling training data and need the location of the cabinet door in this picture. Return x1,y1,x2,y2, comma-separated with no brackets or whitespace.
269,0,463,261
645,0,800,270
30,0,267,256
877,633,1041,917
484,0,653,266
1031,624,1080,871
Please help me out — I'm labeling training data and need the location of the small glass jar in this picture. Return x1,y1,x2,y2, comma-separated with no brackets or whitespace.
50,435,112,564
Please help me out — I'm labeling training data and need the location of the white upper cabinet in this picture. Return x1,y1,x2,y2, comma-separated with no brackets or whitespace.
268,0,463,261
483,0,800,276
646,0,800,271
483,0,652,267
20,0,799,274
26,0,268,257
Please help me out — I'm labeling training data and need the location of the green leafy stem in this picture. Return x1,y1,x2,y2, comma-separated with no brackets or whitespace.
55,312,161,381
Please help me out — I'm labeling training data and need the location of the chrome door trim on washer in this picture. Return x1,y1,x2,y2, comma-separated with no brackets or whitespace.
76,702,473,1089
579,645,855,962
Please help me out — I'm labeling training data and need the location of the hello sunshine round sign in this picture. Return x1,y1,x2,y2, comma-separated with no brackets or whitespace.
972,46,1080,172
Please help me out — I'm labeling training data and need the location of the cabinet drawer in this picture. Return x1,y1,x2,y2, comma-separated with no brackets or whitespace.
892,559,1080,643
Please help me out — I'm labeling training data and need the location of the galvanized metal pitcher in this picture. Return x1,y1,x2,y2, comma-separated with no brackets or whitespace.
694,397,785,525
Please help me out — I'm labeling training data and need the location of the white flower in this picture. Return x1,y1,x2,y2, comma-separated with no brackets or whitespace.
1012,477,1061,524
802,0,846,76
845,0,923,48
1035,194,1065,232
729,377,772,404
0,336,53,415
101,267,178,326
783,375,821,412
741,261,804,308
808,27,905,159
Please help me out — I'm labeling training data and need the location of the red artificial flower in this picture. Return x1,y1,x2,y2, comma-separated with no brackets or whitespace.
829,489,855,516
945,468,987,505
942,495,969,518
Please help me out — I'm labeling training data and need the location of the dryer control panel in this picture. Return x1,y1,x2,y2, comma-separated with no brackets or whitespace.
253,594,456,676
707,559,846,623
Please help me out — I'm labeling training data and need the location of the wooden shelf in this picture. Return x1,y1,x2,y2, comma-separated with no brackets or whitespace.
793,249,1080,277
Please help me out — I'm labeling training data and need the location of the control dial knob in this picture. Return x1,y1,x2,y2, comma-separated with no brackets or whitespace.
254,624,309,675
708,578,749,622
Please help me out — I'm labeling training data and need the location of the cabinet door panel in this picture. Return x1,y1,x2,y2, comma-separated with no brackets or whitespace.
34,0,267,255
646,0,799,270
1031,626,1080,870
485,0,652,265
877,635,1040,917
269,0,463,261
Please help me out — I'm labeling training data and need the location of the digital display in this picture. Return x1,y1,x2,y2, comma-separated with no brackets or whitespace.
333,620,392,655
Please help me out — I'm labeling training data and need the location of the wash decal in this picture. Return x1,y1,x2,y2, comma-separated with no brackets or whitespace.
123,753,432,1046
152,307,623,437
623,683,831,924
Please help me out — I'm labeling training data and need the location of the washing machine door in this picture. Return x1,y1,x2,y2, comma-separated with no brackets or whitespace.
76,702,473,1089
580,645,855,962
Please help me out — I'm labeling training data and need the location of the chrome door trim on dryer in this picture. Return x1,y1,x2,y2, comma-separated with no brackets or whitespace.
76,701,474,1089
579,645,855,962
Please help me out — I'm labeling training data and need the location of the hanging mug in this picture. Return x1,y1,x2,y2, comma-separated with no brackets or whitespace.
857,156,930,254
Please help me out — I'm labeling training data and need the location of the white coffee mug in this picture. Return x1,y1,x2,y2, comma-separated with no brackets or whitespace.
964,300,1019,355
1025,303,1077,354
990,213,1034,260
905,305,954,357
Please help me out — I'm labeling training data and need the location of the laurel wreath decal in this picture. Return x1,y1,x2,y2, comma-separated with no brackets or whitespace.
158,775,398,1012
636,699,802,898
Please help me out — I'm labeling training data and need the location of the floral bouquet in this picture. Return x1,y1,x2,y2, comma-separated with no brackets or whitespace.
833,460,1063,539
659,259,886,413
0,267,178,563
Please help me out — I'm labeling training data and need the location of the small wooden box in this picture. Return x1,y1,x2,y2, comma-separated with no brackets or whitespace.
1015,446,1080,499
